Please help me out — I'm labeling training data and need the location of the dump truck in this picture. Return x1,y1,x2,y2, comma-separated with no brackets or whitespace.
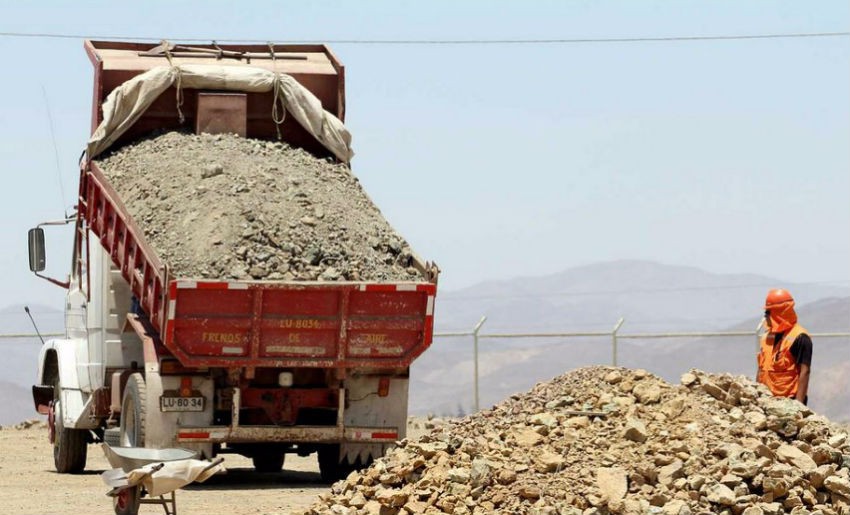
27,40,439,483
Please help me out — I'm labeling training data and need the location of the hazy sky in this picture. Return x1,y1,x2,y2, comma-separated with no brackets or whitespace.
0,1,848,311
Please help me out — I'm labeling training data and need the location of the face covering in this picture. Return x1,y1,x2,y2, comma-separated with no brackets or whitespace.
766,300,797,334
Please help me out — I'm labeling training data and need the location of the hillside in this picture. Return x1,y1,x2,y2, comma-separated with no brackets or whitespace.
434,260,848,333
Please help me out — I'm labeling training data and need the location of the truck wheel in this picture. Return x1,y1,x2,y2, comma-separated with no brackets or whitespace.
103,427,122,447
318,445,363,482
119,373,147,447
113,485,141,515
52,379,88,473
252,453,285,473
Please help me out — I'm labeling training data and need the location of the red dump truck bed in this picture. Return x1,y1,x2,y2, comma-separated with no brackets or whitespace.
83,156,437,371
167,281,436,369
80,40,437,371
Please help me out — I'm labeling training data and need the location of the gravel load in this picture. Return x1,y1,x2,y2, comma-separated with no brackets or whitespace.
303,367,850,515
95,132,424,282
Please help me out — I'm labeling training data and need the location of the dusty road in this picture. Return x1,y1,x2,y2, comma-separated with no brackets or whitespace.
0,420,433,515
0,424,329,515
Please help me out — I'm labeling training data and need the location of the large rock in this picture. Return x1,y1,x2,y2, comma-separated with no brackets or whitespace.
658,460,685,487
705,483,736,506
512,427,544,447
701,381,726,400
469,458,491,488
776,444,817,472
729,453,760,479
529,413,558,427
374,486,407,508
535,451,566,473
633,382,662,404
623,418,648,443
807,464,837,489
824,476,850,497
760,397,810,420
596,467,628,502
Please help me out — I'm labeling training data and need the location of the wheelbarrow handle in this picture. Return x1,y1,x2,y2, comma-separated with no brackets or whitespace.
201,457,225,473
105,462,167,496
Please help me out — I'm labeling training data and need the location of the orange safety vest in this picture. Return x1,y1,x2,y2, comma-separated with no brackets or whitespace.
757,324,808,398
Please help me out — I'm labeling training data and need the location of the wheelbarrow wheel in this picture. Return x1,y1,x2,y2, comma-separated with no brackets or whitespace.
113,485,141,515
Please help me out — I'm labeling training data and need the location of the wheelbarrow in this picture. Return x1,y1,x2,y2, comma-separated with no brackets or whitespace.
101,444,225,515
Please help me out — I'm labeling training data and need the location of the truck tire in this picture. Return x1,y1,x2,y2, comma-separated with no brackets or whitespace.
52,379,88,473
252,453,285,473
104,427,122,447
119,373,146,447
318,445,367,483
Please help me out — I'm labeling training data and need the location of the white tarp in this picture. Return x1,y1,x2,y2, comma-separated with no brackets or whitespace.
127,459,224,496
102,458,225,496
87,64,353,163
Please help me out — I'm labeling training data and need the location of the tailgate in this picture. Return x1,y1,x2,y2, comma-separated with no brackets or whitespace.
163,281,436,369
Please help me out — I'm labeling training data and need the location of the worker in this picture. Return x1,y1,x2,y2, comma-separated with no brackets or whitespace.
756,289,812,404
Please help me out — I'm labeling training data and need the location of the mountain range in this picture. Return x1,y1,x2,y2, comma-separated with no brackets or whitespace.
1,261,848,425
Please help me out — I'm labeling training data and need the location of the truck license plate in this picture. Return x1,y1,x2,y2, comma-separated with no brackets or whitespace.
160,396,204,412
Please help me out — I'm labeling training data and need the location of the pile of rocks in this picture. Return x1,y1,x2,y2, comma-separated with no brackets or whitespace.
96,132,424,282
303,367,850,515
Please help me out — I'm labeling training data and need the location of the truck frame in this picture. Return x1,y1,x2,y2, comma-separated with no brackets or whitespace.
27,40,439,483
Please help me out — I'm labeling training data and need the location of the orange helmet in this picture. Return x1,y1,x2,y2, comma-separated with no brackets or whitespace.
764,288,794,308
764,288,797,333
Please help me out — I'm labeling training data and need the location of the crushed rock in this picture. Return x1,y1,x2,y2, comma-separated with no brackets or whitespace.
95,132,424,282
302,367,850,515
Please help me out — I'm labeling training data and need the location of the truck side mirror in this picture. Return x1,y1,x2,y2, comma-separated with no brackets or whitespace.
28,228,46,272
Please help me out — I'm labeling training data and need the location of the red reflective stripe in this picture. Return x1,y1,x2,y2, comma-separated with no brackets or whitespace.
423,315,434,344
416,284,437,294
196,282,230,290
370,432,398,440
165,319,175,346
166,282,178,346
178,432,210,439
361,283,436,294
362,284,397,292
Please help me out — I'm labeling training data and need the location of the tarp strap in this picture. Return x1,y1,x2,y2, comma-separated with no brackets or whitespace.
162,40,186,124
269,43,287,140
272,75,287,140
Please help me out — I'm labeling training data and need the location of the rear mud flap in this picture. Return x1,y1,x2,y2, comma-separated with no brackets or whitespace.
32,385,54,415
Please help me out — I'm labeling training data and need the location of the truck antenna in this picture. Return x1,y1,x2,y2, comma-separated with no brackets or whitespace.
41,84,68,217
24,306,46,345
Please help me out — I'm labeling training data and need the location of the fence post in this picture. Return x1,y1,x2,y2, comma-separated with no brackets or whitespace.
472,315,487,413
612,317,625,366
754,319,765,380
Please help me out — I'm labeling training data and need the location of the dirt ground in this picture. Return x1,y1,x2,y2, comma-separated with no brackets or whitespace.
0,421,431,515
0,425,342,515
